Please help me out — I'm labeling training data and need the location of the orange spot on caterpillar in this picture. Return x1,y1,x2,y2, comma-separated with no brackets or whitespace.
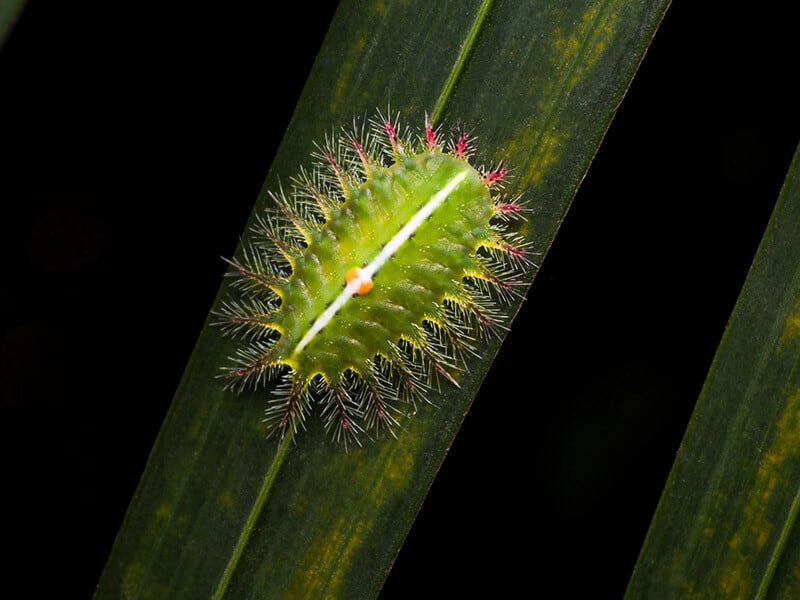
345,267,374,295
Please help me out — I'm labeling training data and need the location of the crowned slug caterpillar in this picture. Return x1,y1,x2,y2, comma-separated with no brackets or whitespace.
217,112,530,446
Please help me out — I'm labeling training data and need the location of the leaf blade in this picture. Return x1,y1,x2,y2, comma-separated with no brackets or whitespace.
96,1,671,598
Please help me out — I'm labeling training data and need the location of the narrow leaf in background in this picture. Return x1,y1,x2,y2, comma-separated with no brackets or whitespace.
626,143,800,598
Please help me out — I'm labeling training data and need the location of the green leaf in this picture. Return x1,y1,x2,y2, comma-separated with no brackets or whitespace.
96,1,671,598
625,143,800,598
0,0,26,49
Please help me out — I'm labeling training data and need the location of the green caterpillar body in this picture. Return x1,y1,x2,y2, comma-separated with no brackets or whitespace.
218,114,529,446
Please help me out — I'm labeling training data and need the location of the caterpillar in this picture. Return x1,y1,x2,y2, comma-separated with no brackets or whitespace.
216,112,531,447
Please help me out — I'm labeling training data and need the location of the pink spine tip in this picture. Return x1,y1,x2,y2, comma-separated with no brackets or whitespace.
497,202,523,213
454,133,469,159
425,113,437,149
352,138,368,164
384,119,404,155
506,244,525,259
384,120,397,145
482,167,508,186
325,152,346,182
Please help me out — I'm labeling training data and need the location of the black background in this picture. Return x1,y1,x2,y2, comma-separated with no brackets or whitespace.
2,1,799,598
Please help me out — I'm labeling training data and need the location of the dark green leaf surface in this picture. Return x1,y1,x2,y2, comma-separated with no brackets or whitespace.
626,143,800,598
96,1,670,597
